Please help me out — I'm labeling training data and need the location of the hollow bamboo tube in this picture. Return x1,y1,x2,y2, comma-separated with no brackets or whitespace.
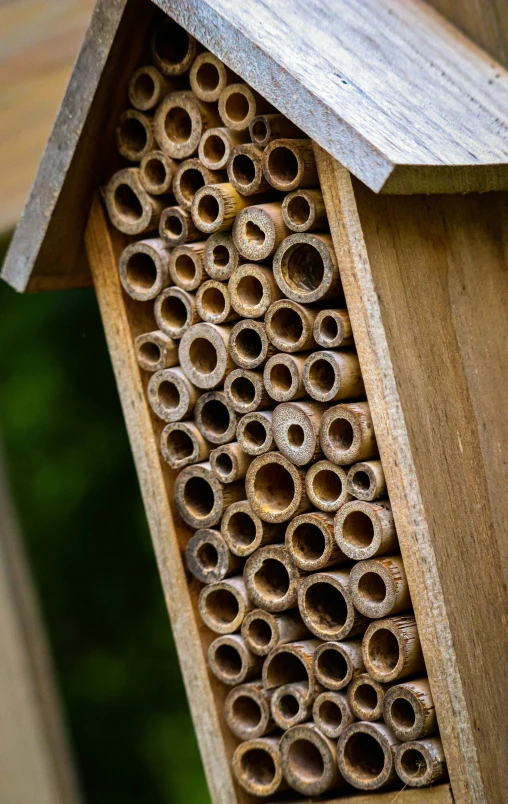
203,232,241,281
349,555,411,618
147,367,200,422
347,460,387,502
313,638,365,691
313,690,356,739
232,736,287,797
320,401,378,465
272,400,326,466
178,322,234,390
196,280,238,326
236,411,274,456
282,188,327,233
362,616,425,683
224,368,271,414
150,18,198,76
199,127,249,171
265,299,318,353
218,83,273,131
174,461,245,529
105,169,166,236
154,91,221,159
189,51,238,103
229,320,276,370
347,673,393,722
115,109,154,162
241,608,309,656
168,241,207,291
198,575,252,634
228,263,282,319
273,232,343,303
154,287,199,341
280,722,341,796
337,721,400,791
262,639,322,703
286,512,347,571
134,330,178,372
221,500,282,557
244,544,305,612
160,421,210,470
207,633,262,686
224,682,275,740
262,138,318,191
270,681,314,730
245,452,311,523
118,237,171,301
395,738,447,787
303,350,365,403
210,442,253,483
139,150,176,196
249,113,304,147
298,570,368,641
194,390,239,445
173,158,226,211
383,678,437,742
305,461,353,513
227,143,271,196
191,183,258,234
314,308,354,349
128,65,173,111
334,499,398,561
159,206,201,248
263,353,308,403
186,528,242,584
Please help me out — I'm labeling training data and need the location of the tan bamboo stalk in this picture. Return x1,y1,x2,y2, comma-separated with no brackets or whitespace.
105,169,166,235
272,400,326,466
174,461,244,529
270,681,314,730
286,512,347,571
232,737,287,797
199,127,249,171
273,233,342,303
320,401,378,465
134,331,178,372
228,263,282,319
313,308,354,349
128,65,173,111
263,353,308,402
154,91,221,159
173,158,226,211
245,452,311,523
118,237,171,300
210,442,253,483
337,721,400,791
227,144,270,196
395,738,447,787
207,634,262,685
196,280,237,325
241,609,308,656
265,299,318,353
198,576,252,634
383,678,437,742
347,673,393,722
186,528,243,584
224,368,271,414
347,460,387,502
262,639,322,703
160,421,210,470
280,723,341,796
189,51,237,103
221,500,282,557
313,638,365,691
334,499,398,560
305,461,353,513
262,138,318,191
282,188,328,232
349,555,411,618
159,206,201,247
147,367,199,422
298,570,368,641
168,241,207,291
236,411,274,456
218,83,273,131
203,232,241,281
303,350,365,403
154,287,199,341
244,544,305,611
224,682,275,740
362,616,425,683
194,390,239,445
151,19,198,76
313,690,356,739
115,109,154,162
139,151,175,195
178,322,235,389
191,183,258,234
233,203,291,264
229,320,276,369
249,113,304,147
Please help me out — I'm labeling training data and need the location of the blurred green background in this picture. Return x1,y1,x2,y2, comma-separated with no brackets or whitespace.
0,234,210,804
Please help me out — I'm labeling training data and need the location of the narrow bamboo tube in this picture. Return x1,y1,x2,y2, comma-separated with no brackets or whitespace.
210,442,253,483
263,353,308,402
173,158,225,211
286,512,347,571
128,65,172,111
139,150,175,195
154,91,221,159
199,127,249,171
186,528,242,584
198,576,252,634
347,460,387,502
207,634,262,685
383,678,437,741
272,400,326,466
320,401,378,465
262,138,318,191
334,499,398,560
196,280,237,325
191,183,258,234
249,113,304,147
241,609,308,656
118,237,171,301
282,188,328,232
280,723,341,796
203,232,241,281
313,638,365,691
347,673,393,722
229,263,282,319
222,500,282,557
313,691,356,739
224,682,275,740
225,368,271,414
395,738,447,787
168,241,207,291
229,320,276,369
305,461,353,513
160,421,210,470
115,109,154,162
314,309,354,349
245,452,311,523
337,721,400,791
174,461,244,528
227,144,271,196
362,616,425,683
270,682,314,730
194,390,238,445
273,233,343,303
244,544,305,612
262,639,322,703
154,287,199,340
147,367,199,422
159,206,202,247
303,350,365,403
178,322,234,390
232,737,287,797
349,555,410,618
298,570,368,641
151,18,198,76
190,51,237,103
134,330,178,372
105,168,166,235
237,411,274,456
265,299,318,353
218,83,273,131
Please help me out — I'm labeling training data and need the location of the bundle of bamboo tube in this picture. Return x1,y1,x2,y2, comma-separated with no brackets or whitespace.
104,10,447,798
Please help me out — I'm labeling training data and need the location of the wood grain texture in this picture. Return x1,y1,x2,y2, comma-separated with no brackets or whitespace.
427,0,508,67
270,783,454,804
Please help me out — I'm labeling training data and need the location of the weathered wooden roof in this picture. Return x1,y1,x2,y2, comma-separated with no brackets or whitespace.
4,0,508,291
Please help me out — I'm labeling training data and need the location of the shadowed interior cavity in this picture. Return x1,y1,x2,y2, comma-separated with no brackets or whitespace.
253,558,290,601
287,739,324,783
241,748,276,786
312,468,343,504
139,341,161,365
204,134,226,165
342,510,375,548
291,522,326,561
205,588,239,625
226,92,249,122
305,582,348,630
154,21,191,67
367,628,400,674
183,476,214,518
227,510,256,547
253,462,295,513
165,106,192,143
358,571,386,603
119,116,147,153
166,428,193,460
189,337,218,374
201,398,230,436
287,195,311,225
115,184,143,221
344,732,385,780
126,252,157,290
268,145,299,185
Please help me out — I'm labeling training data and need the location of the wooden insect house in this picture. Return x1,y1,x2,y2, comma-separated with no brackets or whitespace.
3,1,508,802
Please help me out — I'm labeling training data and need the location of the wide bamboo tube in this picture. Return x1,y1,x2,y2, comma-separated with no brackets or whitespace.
362,616,425,683
262,138,318,191
262,639,322,703
178,322,234,390
334,499,398,560
191,183,257,234
347,460,387,502
224,368,271,414
298,570,368,641
337,721,400,791
232,203,290,265
154,91,221,159
313,638,365,691
313,690,356,739
280,723,341,796
160,421,210,470
147,367,200,422
395,738,447,787
229,320,276,369
115,109,154,162
270,681,314,730
196,280,238,325
320,401,378,465
303,350,364,403
232,737,287,797
272,400,326,466
383,678,437,742
203,232,241,281
154,287,199,340
219,83,273,131
227,143,271,196
286,512,347,571
224,682,275,740
128,64,172,111
199,127,249,171
159,206,202,247
210,442,253,484
347,673,393,722
265,299,318,353
237,411,274,456
194,390,239,445
139,150,176,195
186,528,242,584
245,452,311,523
198,576,252,634
273,233,342,303
105,169,166,235
134,330,178,372
174,461,244,528
313,309,354,349
263,353,308,402
118,237,171,300
173,158,225,211
221,500,282,557
241,609,308,656
190,51,237,103
229,263,282,319
282,188,328,232
151,18,198,76
168,241,207,291
305,461,353,513
349,555,411,618
249,113,304,147
244,544,305,612
207,634,262,685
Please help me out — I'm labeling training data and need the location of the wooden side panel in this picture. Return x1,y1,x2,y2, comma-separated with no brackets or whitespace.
276,785,454,804
426,0,508,66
